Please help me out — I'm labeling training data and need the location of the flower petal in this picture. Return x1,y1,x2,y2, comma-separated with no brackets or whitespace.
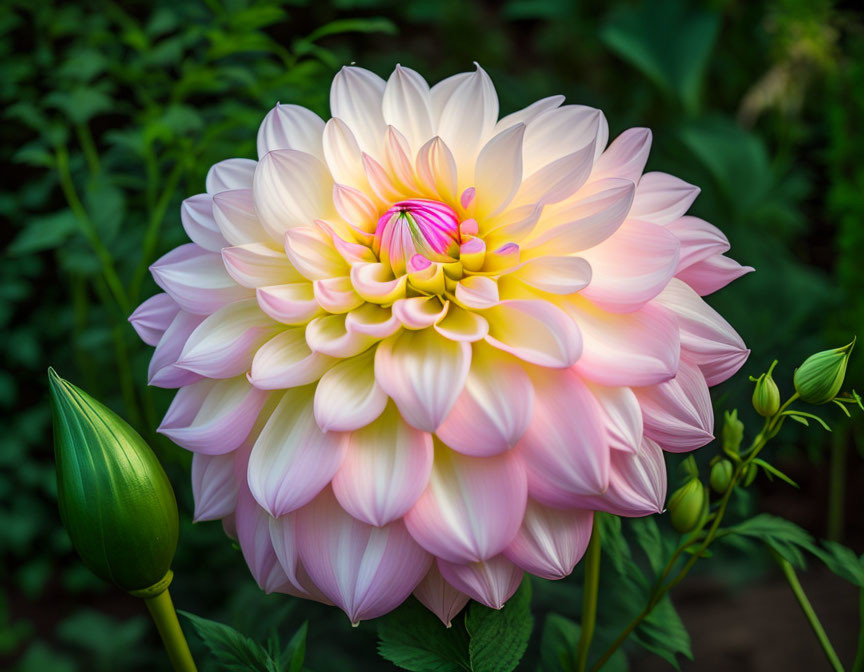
235,486,291,594
314,347,388,432
158,377,267,454
268,512,332,602
206,158,257,194
514,142,596,206
455,276,499,309
284,226,349,281
484,300,582,368
392,296,449,330
676,253,754,296
383,65,434,154
413,563,470,626
129,293,179,347
248,387,347,516
404,445,527,563
257,283,322,325
416,136,458,203
375,328,471,432
436,344,534,457
517,367,609,507
212,188,272,246
507,256,592,295
590,127,652,183
222,243,304,288
176,299,280,378
635,357,714,452
521,105,604,175
181,194,226,252
666,216,730,273
306,313,379,358
437,555,524,610
344,303,401,339
629,172,700,225
332,403,434,526
257,103,325,160
192,452,238,522
148,311,205,388
249,328,336,390
434,306,489,342
504,502,593,579
493,95,565,134
330,66,387,156
653,279,749,385
473,123,525,217
297,488,431,624
589,438,667,516
587,383,643,454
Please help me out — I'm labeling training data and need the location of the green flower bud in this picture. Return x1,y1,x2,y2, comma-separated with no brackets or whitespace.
721,409,744,457
743,463,758,487
793,339,855,404
709,459,734,493
668,479,706,534
48,369,178,592
751,360,781,417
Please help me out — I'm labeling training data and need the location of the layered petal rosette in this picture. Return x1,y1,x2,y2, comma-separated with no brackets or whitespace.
131,64,752,624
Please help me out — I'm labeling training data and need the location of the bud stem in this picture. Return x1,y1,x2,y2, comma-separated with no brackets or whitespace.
142,588,198,672
770,549,844,672
575,516,603,672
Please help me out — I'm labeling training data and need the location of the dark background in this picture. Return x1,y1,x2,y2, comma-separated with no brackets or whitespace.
2,0,863,669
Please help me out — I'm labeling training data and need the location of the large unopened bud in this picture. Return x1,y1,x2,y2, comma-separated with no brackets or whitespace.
375,199,460,275
48,369,179,592
793,339,855,404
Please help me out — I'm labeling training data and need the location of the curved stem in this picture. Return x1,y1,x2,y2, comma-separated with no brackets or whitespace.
771,549,844,672
575,519,603,672
850,587,863,672
143,588,198,672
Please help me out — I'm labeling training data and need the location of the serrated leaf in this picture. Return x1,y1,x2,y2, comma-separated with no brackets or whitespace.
377,597,470,672
180,611,273,672
466,578,533,672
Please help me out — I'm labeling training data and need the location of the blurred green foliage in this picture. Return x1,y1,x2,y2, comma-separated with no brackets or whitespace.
2,0,863,669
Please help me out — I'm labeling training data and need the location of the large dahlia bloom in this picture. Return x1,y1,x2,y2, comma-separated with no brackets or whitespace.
130,64,752,624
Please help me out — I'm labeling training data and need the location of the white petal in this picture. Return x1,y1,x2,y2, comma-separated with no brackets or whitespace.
257,103,325,160
483,300,582,368
330,66,387,156
192,453,238,522
629,172,700,225
212,189,272,246
314,347,387,432
249,328,336,390
473,123,525,217
222,243,304,288
181,194,226,252
382,65,434,153
206,158,257,194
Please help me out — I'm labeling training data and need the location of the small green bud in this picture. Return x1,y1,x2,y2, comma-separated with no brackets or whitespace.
793,339,855,404
709,459,734,493
48,369,178,592
743,463,758,487
721,409,744,457
668,479,706,534
750,360,781,417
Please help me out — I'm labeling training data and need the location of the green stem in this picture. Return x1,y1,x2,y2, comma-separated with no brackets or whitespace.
827,428,848,541
143,589,198,672
76,123,101,176
852,587,864,672
771,549,844,672
575,518,602,672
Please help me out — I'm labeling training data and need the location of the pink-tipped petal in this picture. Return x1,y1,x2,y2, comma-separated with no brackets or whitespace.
256,283,323,325
191,452,238,522
404,445,527,564
268,513,332,603
437,555,523,610
129,293,179,347
306,313,379,358
676,253,754,296
222,243,304,288
587,383,643,454
629,172,700,225
413,563,470,627
206,158,257,195
504,503,593,579
314,347,387,433
235,486,292,594
590,127,652,183
181,193,226,252
507,256,592,295
148,311,205,388
666,216,730,273
247,387,347,517
249,328,336,390
212,188,271,246
297,488,431,624
484,300,582,368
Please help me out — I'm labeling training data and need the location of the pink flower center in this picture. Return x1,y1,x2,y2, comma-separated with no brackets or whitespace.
375,199,461,275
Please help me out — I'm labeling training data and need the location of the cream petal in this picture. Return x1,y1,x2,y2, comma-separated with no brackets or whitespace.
333,183,379,234
630,172,700,225
306,313,379,358
566,295,680,387
181,193,226,252
413,563,470,627
455,276,499,309
517,367,609,507
429,72,472,122
437,555,524,610
249,328,336,390
436,343,534,457
392,296,449,330
514,142,596,206
434,305,489,343
206,158,257,194
150,244,252,315
254,149,334,240
507,256,592,295
313,276,364,314
192,452,238,522
222,243,304,288
383,65,434,154
494,95,565,134
591,127,652,183
653,279,749,385
284,226,349,281
248,387,347,516
473,123,525,218
314,347,387,433
176,299,280,378
330,66,387,156
522,105,603,175
375,328,471,432
256,103,325,160
212,189,272,246
404,445,527,563
350,262,408,304
296,488,431,624
159,376,267,454
332,404,434,526
344,303,401,339
504,502,593,579
323,118,370,191
256,283,323,325
484,299,581,368
416,136,458,203
578,219,680,313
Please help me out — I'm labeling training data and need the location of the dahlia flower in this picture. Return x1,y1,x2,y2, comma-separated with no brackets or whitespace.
130,64,752,624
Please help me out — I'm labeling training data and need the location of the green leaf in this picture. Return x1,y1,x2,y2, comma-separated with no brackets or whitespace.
599,514,630,574
629,517,666,576
781,410,831,431
377,597,470,672
751,459,799,488
283,621,308,672
810,542,864,587
633,596,692,669
9,211,78,255
180,611,273,672
600,0,720,112
466,578,533,672
304,17,397,43
722,514,819,569
538,613,579,672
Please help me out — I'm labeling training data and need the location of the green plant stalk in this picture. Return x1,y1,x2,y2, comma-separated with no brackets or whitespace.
854,587,864,672
771,549,844,672
143,588,198,672
590,395,799,671
575,518,603,672
827,428,848,541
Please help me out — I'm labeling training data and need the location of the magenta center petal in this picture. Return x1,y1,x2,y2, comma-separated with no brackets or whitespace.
375,199,461,275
